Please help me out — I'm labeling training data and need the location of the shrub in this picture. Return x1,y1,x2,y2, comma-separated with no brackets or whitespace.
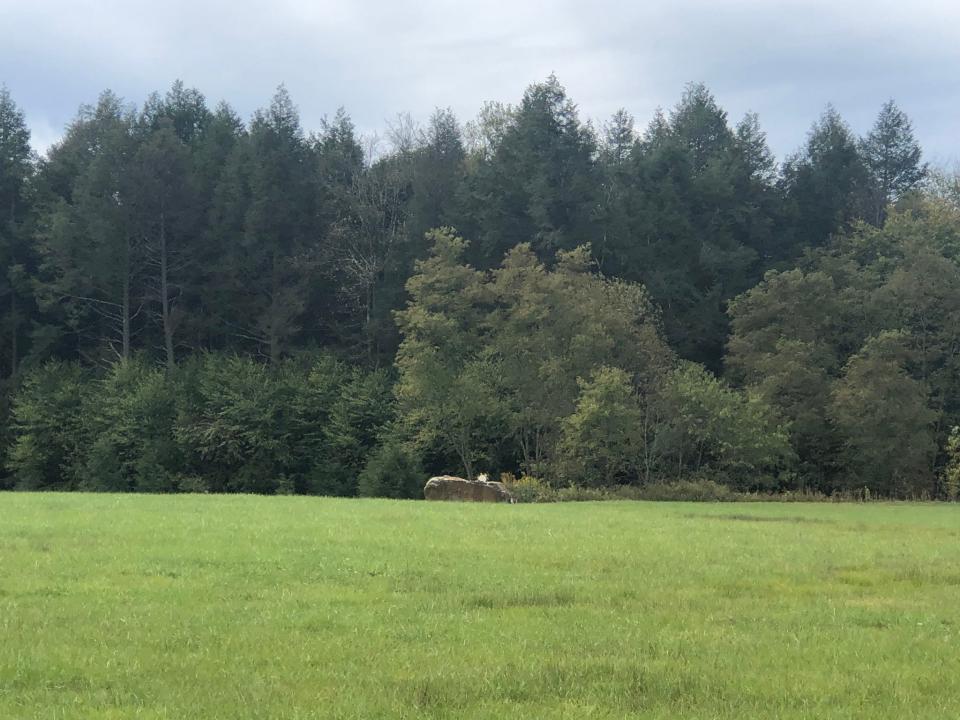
80,358,182,492
502,474,553,503
358,441,424,499
508,479,740,503
7,362,89,489
176,475,210,494
0,379,12,489
653,362,794,489
555,367,646,487
635,479,736,502
943,427,960,501
174,355,297,494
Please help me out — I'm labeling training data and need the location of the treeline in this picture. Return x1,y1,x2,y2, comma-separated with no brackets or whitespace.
1,76,958,498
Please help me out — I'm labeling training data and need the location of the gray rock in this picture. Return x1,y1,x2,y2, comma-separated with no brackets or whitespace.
423,475,513,502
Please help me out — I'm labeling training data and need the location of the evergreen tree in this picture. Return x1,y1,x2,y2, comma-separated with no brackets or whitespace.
37,92,143,363
621,85,772,367
781,105,870,252
595,109,634,272
407,108,465,247
466,75,597,265
861,100,926,224
600,108,635,168
0,86,33,379
214,86,318,362
130,122,198,369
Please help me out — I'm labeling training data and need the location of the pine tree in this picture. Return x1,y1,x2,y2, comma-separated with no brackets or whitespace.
213,86,318,362
130,122,197,370
862,100,926,224
466,74,597,265
37,92,143,363
782,105,870,251
0,86,33,379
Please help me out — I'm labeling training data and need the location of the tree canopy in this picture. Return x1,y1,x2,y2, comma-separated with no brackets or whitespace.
0,77,951,498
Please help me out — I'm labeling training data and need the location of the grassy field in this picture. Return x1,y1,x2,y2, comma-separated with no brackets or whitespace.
1,495,958,719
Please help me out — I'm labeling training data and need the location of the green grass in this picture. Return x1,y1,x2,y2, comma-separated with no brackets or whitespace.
1,495,958,719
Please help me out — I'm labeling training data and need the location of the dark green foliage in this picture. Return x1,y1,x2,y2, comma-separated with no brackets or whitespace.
37,92,142,363
357,440,424,499
217,87,319,363
464,74,597,264
174,354,391,495
606,84,780,366
80,358,182,492
727,200,960,496
829,331,936,497
861,100,926,224
0,380,12,488
0,80,951,499
0,86,34,380
781,106,871,252
7,362,89,489
6,354,395,494
173,355,295,493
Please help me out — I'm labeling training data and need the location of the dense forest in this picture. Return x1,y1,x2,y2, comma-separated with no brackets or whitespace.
1,76,958,499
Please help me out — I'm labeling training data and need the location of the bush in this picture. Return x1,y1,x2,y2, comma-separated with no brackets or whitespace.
4,353,399,496
635,479,737,502
81,359,182,492
555,367,646,487
7,362,89,489
0,378,14,490
506,479,740,503
358,441,423,499
943,427,960,501
501,474,553,503
175,354,393,495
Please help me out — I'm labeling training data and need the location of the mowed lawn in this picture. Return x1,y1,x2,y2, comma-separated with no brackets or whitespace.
1,495,958,719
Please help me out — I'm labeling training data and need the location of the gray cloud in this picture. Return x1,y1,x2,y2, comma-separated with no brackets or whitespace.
2,0,958,162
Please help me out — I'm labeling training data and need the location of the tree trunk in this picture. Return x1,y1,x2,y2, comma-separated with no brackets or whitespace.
122,267,131,361
9,288,17,378
456,430,474,481
269,249,280,365
366,281,374,364
520,431,532,474
7,197,16,377
159,210,175,371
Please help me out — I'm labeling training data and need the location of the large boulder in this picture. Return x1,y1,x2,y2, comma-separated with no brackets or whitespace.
423,475,513,502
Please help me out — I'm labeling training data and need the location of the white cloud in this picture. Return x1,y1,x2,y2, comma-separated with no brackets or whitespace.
1,0,958,161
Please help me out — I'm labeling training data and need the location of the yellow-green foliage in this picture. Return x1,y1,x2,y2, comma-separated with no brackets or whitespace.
500,472,552,502
944,427,960,500
1,494,958,719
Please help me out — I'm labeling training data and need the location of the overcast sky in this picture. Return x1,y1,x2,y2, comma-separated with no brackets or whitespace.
2,0,958,163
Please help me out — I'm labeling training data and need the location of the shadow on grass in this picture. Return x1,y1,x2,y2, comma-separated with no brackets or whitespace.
684,513,832,524
464,590,576,610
